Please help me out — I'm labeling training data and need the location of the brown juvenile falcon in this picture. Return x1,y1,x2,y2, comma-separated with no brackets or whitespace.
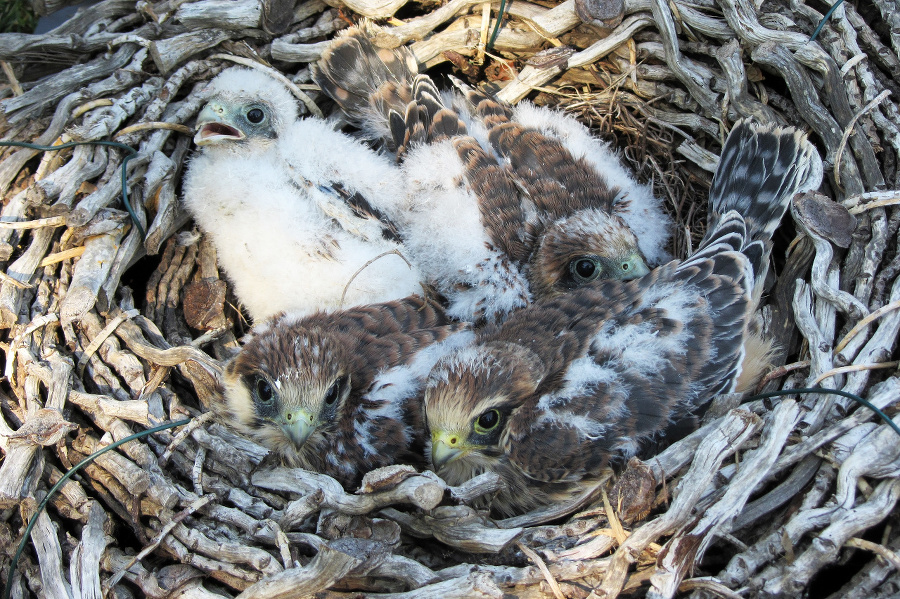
221,295,471,489
313,28,671,322
422,120,822,516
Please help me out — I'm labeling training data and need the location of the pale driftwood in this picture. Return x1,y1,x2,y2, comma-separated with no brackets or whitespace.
713,39,783,124
648,0,718,115
448,471,505,503
30,510,71,599
497,14,653,103
323,0,409,18
254,467,446,522
2,0,900,596
0,191,30,261
0,226,55,327
751,42,866,197
270,38,332,63
792,216,869,320
650,401,800,597
2,44,140,125
370,0,486,48
0,439,39,508
150,30,234,74
759,479,900,596
59,227,126,326
72,433,151,496
598,410,761,597
78,309,145,391
70,500,108,599
382,506,523,553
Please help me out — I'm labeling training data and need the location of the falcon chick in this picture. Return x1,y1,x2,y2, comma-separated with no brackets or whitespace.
221,295,471,488
421,120,822,516
182,67,423,323
313,29,671,322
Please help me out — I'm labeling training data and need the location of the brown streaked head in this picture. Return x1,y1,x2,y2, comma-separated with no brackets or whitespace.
528,209,649,299
423,342,546,485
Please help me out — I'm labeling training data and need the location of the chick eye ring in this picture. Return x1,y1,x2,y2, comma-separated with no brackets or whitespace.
474,409,500,434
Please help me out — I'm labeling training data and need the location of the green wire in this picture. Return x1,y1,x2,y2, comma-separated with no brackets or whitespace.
746,386,900,438
809,0,844,43
0,140,146,239
2,418,190,599
486,0,509,52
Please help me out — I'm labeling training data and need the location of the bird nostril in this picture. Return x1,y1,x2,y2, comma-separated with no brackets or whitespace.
449,436,457,446
286,413,292,421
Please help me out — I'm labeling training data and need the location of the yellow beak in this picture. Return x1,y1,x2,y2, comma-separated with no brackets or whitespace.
281,408,315,448
431,431,466,469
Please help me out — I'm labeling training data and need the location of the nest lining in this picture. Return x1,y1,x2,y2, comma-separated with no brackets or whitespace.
1,0,900,596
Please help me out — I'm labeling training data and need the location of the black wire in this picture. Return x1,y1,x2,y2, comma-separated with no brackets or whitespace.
2,418,190,599
809,0,844,43
0,140,146,239
486,0,509,52
745,386,900,438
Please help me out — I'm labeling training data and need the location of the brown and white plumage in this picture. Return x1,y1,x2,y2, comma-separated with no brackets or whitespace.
221,296,471,489
313,28,670,322
421,120,822,516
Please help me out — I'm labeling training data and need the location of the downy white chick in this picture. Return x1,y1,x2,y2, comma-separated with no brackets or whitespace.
182,67,423,323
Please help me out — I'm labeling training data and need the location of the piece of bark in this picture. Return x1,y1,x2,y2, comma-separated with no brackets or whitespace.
598,409,761,597
150,30,233,74
2,44,139,124
59,226,127,326
650,401,800,597
0,227,56,327
70,500,109,599
381,506,523,553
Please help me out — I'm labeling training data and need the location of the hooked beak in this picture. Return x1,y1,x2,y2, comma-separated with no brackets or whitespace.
194,103,244,146
431,431,466,469
629,258,651,279
281,408,315,448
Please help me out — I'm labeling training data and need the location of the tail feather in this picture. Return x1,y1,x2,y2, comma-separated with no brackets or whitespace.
706,119,823,245
702,119,823,298
313,27,418,146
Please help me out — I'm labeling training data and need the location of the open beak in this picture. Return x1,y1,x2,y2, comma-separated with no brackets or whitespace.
194,103,244,146
431,431,465,469
281,408,316,448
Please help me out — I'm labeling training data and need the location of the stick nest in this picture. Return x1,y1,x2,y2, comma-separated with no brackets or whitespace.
1,0,900,596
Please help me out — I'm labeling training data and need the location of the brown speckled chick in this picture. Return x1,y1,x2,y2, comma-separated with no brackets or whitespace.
314,28,670,322
221,295,471,489
422,120,823,516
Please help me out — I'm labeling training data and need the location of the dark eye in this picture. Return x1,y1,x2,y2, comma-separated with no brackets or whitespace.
474,409,500,434
569,257,601,283
255,377,275,404
246,108,265,124
621,262,629,271
324,374,348,406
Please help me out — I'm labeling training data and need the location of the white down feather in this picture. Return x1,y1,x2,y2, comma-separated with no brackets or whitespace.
182,69,423,323
392,140,530,322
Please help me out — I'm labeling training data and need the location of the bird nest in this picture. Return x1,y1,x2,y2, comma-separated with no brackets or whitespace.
1,0,900,597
